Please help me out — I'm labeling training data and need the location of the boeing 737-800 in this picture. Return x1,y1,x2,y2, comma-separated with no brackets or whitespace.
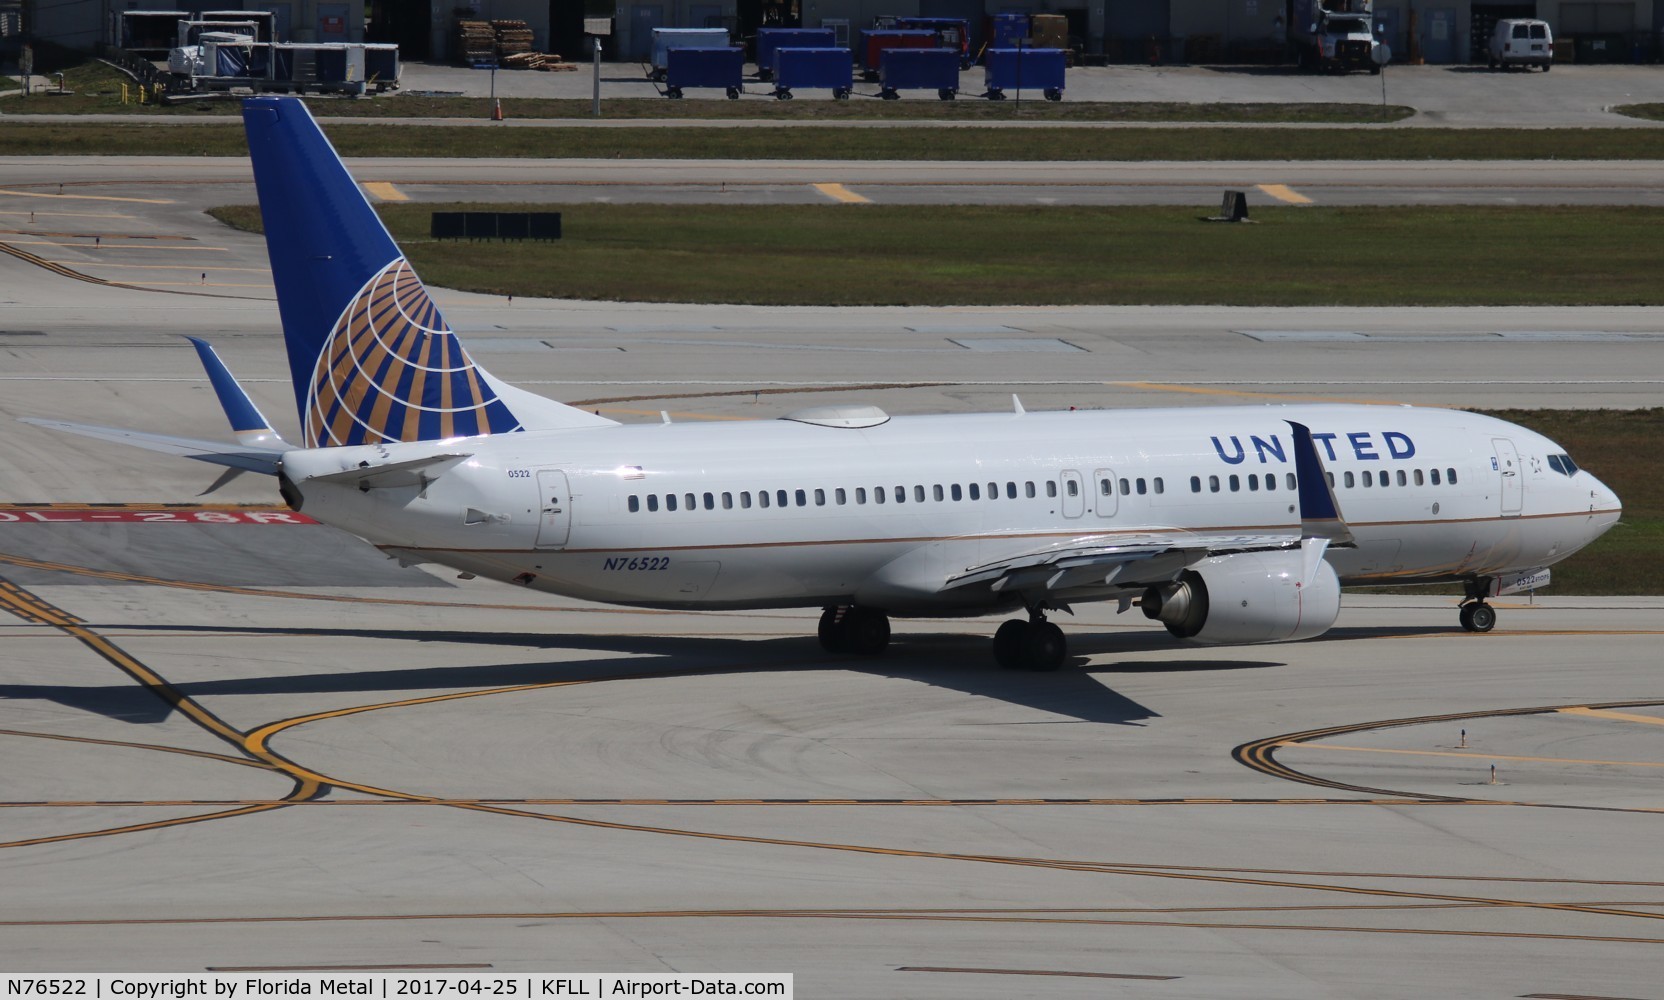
25,97,1623,671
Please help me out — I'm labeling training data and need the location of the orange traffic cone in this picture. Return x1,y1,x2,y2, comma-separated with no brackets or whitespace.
491,98,504,121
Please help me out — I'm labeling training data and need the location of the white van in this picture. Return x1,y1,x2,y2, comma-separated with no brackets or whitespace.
1489,18,1553,70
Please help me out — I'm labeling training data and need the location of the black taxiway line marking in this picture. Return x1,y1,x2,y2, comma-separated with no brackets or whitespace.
1234,699,1664,800
899,966,1179,980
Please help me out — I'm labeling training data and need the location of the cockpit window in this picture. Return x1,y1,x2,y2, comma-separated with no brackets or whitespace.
1546,453,1579,477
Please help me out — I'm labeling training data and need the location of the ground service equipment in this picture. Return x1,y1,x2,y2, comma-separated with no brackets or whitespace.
858,28,936,79
982,46,1065,100
665,46,744,98
754,27,838,80
880,47,960,99
649,27,730,79
1289,0,1382,73
772,46,853,98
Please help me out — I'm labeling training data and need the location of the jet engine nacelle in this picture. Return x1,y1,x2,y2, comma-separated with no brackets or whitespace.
1141,549,1340,645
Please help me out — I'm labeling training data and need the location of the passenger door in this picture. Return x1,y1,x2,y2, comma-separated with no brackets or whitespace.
1492,439,1522,516
1061,470,1085,518
535,469,572,548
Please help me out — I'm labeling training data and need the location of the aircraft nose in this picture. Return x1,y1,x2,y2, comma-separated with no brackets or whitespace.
1584,472,1622,516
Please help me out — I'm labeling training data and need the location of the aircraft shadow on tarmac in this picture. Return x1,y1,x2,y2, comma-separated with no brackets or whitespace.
0,622,1301,728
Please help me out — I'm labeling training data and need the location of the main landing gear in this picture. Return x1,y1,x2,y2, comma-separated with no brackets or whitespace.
992,610,1068,672
818,605,890,656
1459,600,1497,633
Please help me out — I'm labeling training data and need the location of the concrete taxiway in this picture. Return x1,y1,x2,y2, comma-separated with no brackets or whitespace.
2,148,1663,994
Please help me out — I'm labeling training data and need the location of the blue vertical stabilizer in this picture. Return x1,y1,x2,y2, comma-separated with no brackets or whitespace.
241,96,614,447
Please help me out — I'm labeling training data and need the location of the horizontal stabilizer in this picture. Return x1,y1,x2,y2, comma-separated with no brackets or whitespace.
18,418,282,475
304,453,471,491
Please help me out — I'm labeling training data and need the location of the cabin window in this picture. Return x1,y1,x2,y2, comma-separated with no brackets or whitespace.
721,492,733,509
969,483,980,500
1447,468,1458,484
758,491,770,509
1229,475,1240,492
703,492,715,510
1362,471,1373,488
950,484,962,501
855,487,866,504
988,482,998,499
1247,474,1259,492
835,488,846,505
1041,482,1052,499
1135,478,1147,495
1325,472,1333,487
1411,469,1423,486
666,494,678,511
1344,471,1355,488
777,489,789,508
1007,482,1018,499
1153,477,1164,495
914,485,926,503
1209,475,1221,493
1100,478,1113,496
740,491,752,509
628,496,640,513
795,489,807,507
647,495,659,512
874,487,885,504
1288,473,1298,490
1262,474,1274,492
814,488,826,506
1190,476,1201,493
684,493,696,510
1118,477,1129,496
1066,479,1079,497
933,485,945,502
1380,473,1389,488
1396,470,1407,487
896,486,907,503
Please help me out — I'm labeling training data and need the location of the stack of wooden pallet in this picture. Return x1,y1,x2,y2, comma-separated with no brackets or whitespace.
492,20,535,58
454,19,496,64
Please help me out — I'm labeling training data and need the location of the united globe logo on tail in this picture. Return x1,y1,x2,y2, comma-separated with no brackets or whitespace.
304,258,521,448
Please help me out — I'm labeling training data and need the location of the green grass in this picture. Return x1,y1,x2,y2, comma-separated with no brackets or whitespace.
1,59,1416,123
210,203,1664,307
14,120,1664,159
1612,103,1664,121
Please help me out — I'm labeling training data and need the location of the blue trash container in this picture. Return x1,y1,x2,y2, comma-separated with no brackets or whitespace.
755,27,838,80
650,28,731,80
879,47,960,100
991,13,1029,50
665,47,745,99
982,47,1065,101
772,47,854,99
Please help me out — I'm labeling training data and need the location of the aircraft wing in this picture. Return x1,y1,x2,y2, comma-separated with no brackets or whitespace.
939,530,1303,600
17,417,284,475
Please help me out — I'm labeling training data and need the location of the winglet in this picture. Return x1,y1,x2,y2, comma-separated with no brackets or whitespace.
1286,420,1355,547
186,337,291,451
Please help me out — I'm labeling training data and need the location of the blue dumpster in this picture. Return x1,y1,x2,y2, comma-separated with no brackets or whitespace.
990,13,1029,50
879,47,960,100
772,47,853,99
857,28,936,80
982,47,1065,101
895,16,972,67
650,28,731,80
665,47,744,99
755,27,837,80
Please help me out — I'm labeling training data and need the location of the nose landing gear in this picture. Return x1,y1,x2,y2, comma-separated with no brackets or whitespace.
1459,601,1497,633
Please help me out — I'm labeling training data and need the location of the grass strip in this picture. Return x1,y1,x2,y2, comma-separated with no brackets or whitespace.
2,59,1414,122
211,203,1664,307
1612,103,1664,121
12,120,1664,159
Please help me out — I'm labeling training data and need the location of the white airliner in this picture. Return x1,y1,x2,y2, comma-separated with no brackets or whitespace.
25,97,1623,671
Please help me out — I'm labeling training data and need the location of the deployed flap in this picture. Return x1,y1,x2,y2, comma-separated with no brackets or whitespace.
941,530,1303,598
17,418,282,475
1286,419,1356,546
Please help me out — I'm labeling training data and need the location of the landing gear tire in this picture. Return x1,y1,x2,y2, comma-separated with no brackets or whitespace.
1459,602,1497,633
818,606,891,655
992,617,1067,671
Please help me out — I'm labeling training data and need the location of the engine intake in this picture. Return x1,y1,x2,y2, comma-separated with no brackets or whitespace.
1142,549,1340,644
